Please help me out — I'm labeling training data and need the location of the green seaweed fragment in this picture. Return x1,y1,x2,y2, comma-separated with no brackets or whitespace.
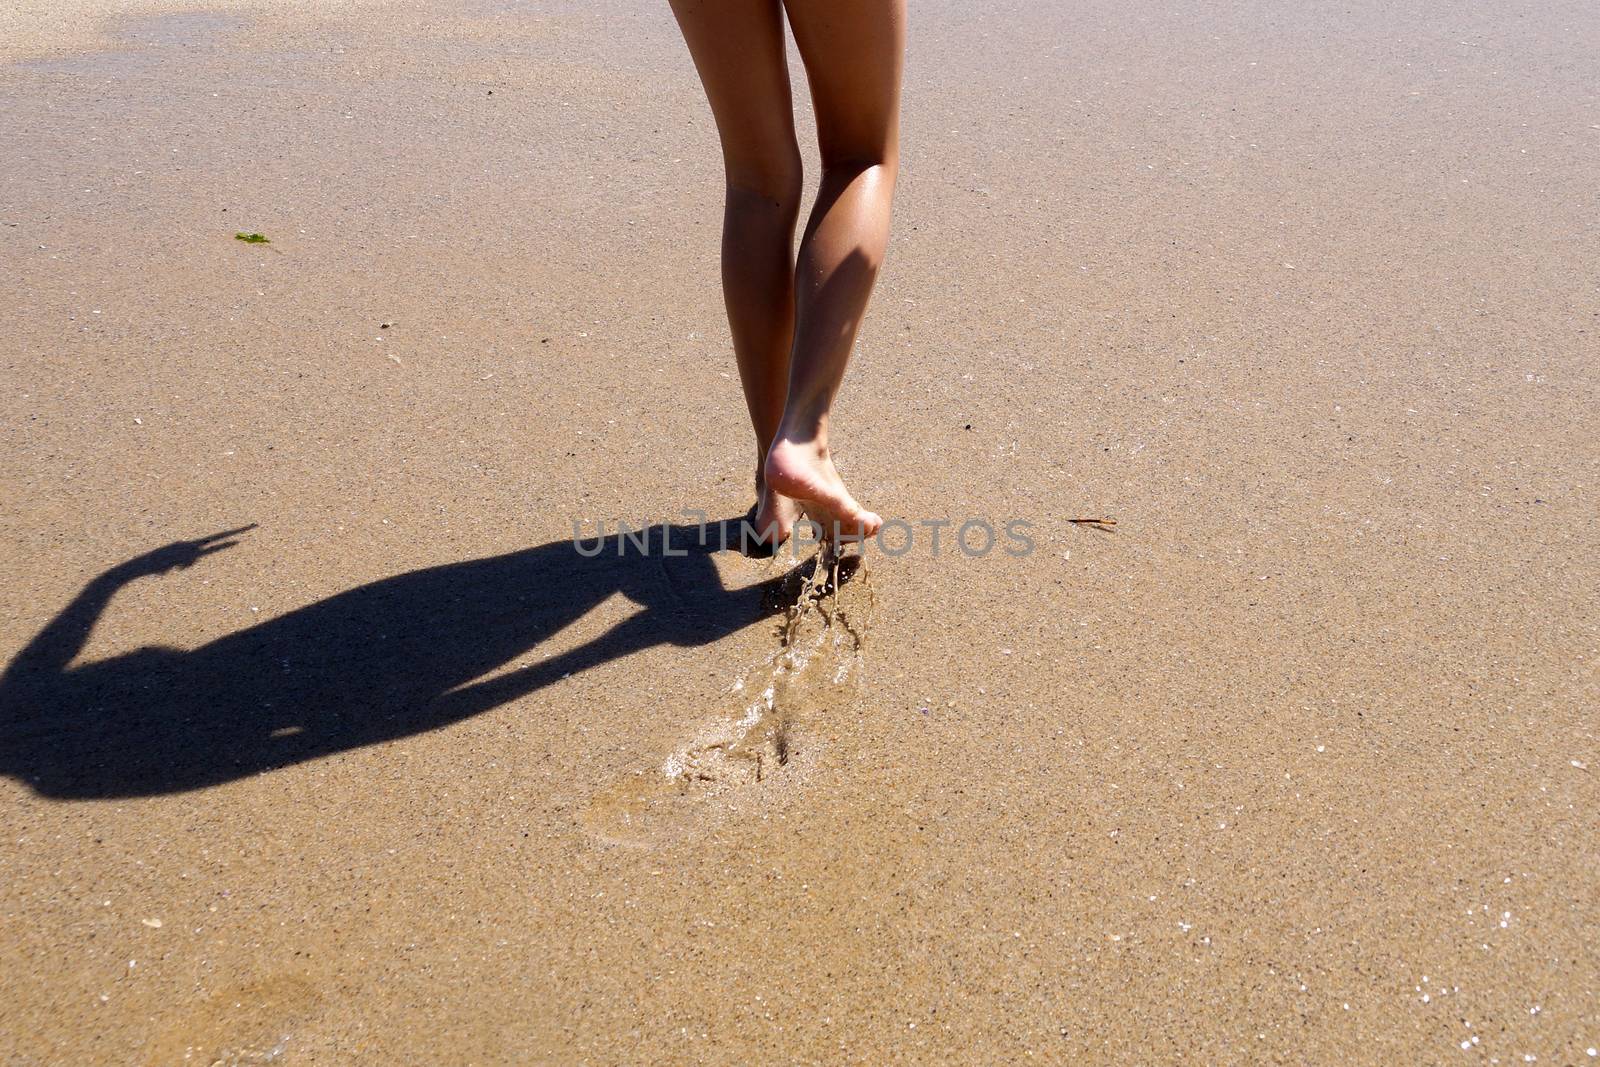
234,232,270,244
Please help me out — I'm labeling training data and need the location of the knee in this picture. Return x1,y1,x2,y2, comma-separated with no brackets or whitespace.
724,151,803,216
820,151,897,184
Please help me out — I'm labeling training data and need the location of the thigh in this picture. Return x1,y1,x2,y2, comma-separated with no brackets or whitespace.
667,0,801,189
781,0,906,166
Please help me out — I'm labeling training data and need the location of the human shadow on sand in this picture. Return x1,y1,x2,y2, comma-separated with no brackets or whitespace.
0,520,793,799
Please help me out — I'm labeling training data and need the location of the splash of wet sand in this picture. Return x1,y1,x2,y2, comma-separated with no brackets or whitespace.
582,549,873,846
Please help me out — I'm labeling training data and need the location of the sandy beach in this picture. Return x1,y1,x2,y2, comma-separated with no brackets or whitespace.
2,0,1598,1062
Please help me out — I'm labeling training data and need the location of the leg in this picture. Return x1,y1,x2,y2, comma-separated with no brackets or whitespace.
667,0,805,541
764,0,906,540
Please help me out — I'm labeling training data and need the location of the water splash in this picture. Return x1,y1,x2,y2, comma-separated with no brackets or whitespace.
580,547,873,846
662,549,872,789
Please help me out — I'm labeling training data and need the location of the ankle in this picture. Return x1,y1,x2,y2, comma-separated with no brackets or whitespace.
776,409,830,448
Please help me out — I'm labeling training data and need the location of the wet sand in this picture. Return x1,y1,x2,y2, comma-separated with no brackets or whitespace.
3,0,1598,1062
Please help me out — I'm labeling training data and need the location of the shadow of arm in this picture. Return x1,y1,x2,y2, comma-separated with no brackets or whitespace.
2,569,133,688
3,530,251,690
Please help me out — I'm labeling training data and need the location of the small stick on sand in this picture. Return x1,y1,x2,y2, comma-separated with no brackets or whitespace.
1068,517,1117,527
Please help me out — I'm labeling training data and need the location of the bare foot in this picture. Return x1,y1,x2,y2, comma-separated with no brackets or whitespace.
750,482,802,550
740,463,801,554
764,436,882,541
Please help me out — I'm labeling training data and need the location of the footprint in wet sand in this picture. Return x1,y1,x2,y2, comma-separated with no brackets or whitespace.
581,549,873,847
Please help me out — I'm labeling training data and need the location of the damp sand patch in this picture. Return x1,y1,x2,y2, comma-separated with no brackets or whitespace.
581,547,874,846
146,974,322,1066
